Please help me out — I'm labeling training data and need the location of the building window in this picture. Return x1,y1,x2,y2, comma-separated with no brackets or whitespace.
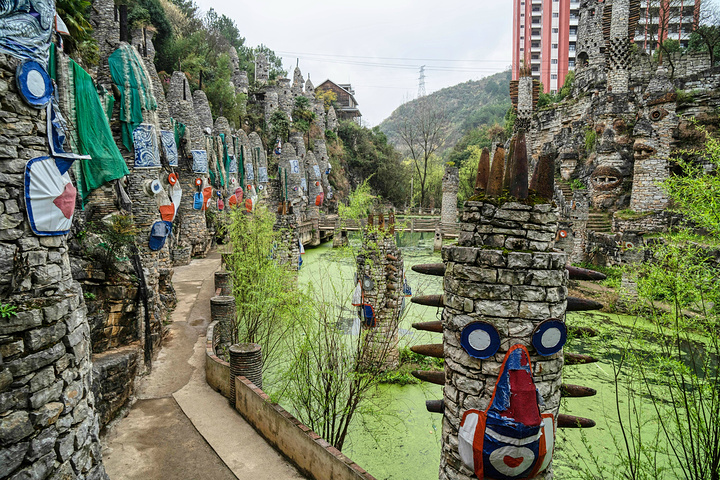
553,12,559,17
552,28,559,33
551,74,558,79
551,59,558,64
520,47,524,51
569,44,576,51
552,43,558,49
570,27,577,35
531,54,540,59
521,24,524,29
569,59,575,67
520,36,524,40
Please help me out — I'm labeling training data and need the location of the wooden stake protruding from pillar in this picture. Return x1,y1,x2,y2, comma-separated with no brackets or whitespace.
561,384,597,398
567,296,604,311
412,321,443,333
389,211,395,234
411,370,445,385
411,263,446,277
565,352,600,365
410,295,445,308
410,343,445,358
557,414,596,428
474,147,491,194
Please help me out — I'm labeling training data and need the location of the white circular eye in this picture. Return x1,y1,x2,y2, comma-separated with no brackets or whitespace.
468,329,492,351
532,319,567,356
541,328,562,349
461,322,501,359
26,70,46,96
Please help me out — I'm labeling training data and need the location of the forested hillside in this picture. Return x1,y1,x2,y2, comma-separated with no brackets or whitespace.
379,70,512,154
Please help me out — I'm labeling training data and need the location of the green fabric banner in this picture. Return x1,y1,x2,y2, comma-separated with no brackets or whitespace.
108,45,157,151
71,60,130,202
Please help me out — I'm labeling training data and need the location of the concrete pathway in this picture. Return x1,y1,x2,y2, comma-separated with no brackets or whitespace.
102,253,305,480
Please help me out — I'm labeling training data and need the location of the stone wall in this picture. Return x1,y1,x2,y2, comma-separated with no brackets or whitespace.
356,222,404,370
0,52,108,480
440,201,566,480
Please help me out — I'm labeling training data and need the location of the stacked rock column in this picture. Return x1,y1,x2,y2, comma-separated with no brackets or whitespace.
439,201,567,480
356,222,404,370
606,0,631,94
0,53,108,480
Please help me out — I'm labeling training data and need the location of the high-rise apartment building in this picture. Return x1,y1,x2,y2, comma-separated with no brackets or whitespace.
512,0,579,93
513,0,701,93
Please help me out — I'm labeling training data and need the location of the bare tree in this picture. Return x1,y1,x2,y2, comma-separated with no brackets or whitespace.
397,98,447,212
689,2,720,66
638,0,696,68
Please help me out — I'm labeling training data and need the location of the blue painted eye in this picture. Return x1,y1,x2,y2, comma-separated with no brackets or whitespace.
461,322,501,359
532,319,567,356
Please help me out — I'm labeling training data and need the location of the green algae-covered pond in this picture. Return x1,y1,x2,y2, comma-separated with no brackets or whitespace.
295,236,694,479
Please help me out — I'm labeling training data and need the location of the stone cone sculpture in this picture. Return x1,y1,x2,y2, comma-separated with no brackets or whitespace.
486,146,505,197
529,152,555,201
503,135,517,191
509,129,529,200
474,147,491,195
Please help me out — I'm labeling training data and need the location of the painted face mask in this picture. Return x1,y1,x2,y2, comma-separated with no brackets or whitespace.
458,345,555,480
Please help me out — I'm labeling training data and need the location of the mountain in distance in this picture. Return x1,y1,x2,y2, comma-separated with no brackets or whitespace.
379,70,512,155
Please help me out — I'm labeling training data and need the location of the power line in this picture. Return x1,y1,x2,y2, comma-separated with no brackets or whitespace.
276,50,511,64
418,65,426,97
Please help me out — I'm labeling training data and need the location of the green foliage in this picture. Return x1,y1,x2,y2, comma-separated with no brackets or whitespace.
336,121,408,206
446,123,506,168
90,214,138,270
457,145,483,203
204,53,242,127
225,205,305,371
0,303,17,318
269,110,291,143
688,25,720,65
569,178,586,190
292,96,315,134
664,126,720,236
537,73,575,109
83,292,97,301
584,126,597,154
315,88,337,112
675,88,696,105
56,0,98,64
338,178,376,225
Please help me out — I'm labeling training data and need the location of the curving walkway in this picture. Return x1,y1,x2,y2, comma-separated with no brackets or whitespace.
102,252,305,480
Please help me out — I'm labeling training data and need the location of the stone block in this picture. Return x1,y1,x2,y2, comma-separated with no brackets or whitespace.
495,208,531,222
453,375,481,396
25,322,67,352
56,432,74,462
30,401,64,428
62,381,83,411
72,399,89,424
8,451,56,480
30,380,63,409
0,339,24,359
509,321,534,337
0,369,11,392
0,441,28,476
71,444,91,473
530,212,557,224
43,300,70,325
27,426,58,461
518,302,551,319
0,386,29,414
529,270,565,287
532,204,553,213
498,269,527,285
7,343,65,377
452,266,497,284
545,287,567,303
531,253,551,270
64,324,88,349
505,237,530,250
476,250,505,267
48,460,76,480
549,302,567,318
0,310,42,335
512,286,546,302
448,247,477,264
527,241,551,252
475,300,519,317
483,234,506,248
507,252,533,269
526,230,555,242
0,410,33,444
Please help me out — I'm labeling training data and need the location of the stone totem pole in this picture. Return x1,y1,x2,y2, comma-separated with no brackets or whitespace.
435,166,459,251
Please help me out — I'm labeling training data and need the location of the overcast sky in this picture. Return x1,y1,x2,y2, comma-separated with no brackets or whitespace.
193,0,513,126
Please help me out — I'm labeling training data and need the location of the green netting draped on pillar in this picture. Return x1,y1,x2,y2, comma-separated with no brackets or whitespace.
72,60,129,202
108,44,157,151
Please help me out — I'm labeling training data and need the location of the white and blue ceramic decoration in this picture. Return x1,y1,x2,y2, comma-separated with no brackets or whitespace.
313,165,321,178
228,155,237,173
289,159,300,174
245,162,254,180
0,0,53,64
16,60,52,108
25,157,77,236
192,150,208,174
160,130,178,167
257,167,268,183
133,124,161,169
